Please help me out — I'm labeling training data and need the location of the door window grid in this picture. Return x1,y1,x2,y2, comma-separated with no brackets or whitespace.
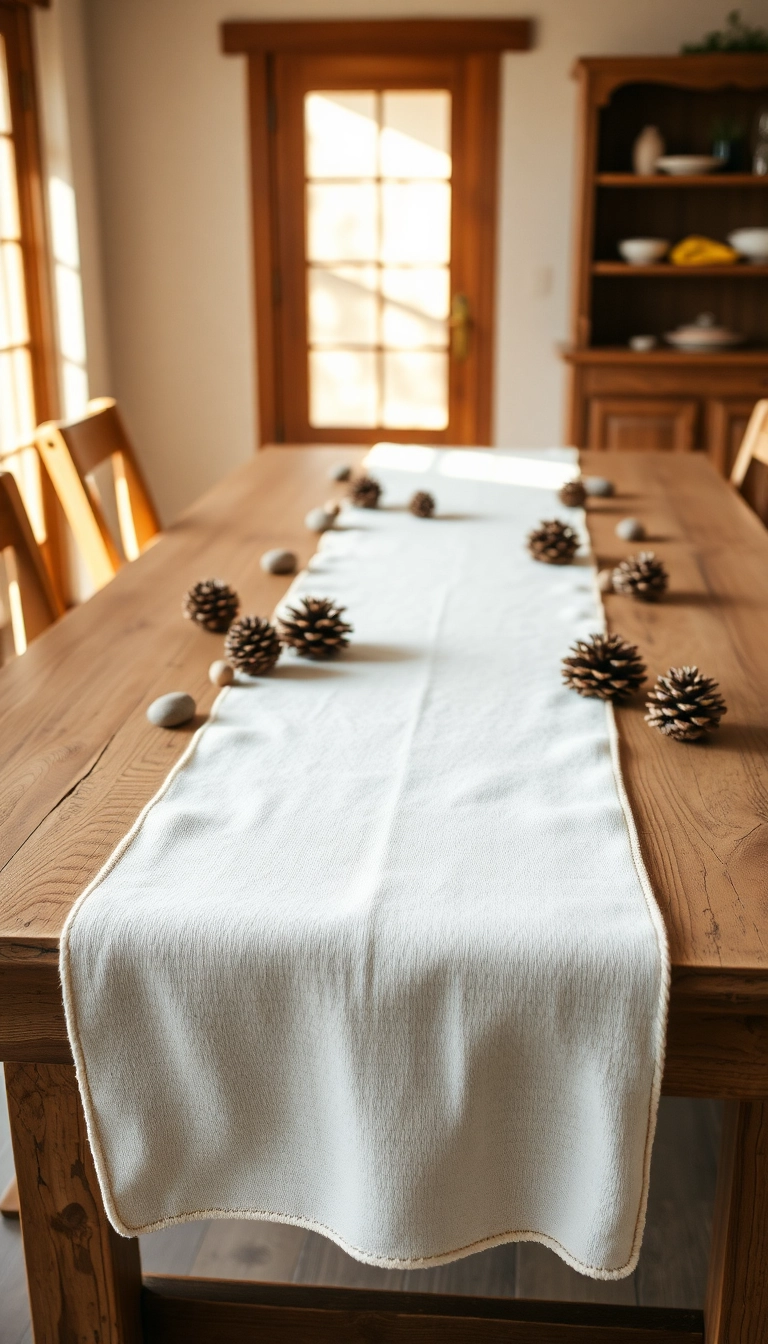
0,32,44,542
304,90,451,430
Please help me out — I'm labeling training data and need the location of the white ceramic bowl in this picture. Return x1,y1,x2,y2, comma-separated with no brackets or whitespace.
629,334,658,351
665,320,743,351
655,155,722,176
727,228,768,263
618,237,670,265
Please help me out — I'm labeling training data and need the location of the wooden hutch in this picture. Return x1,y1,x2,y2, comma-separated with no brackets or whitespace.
562,55,768,471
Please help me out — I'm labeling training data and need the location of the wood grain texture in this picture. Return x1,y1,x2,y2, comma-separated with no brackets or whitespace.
4,1061,142,1343
142,1276,704,1343
581,451,768,983
246,51,280,445
705,1101,768,1344
0,945,72,1061
221,19,532,55
563,54,768,456
664,1013,768,1099
0,471,62,644
0,1174,19,1218
571,55,768,108
0,447,766,1098
266,50,498,445
0,446,364,945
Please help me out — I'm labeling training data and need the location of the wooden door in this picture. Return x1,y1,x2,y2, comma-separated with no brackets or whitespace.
255,52,498,446
587,398,699,452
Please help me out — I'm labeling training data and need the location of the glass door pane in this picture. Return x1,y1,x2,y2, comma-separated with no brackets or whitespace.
304,89,452,432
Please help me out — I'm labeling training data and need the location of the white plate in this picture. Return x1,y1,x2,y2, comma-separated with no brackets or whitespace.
655,155,722,176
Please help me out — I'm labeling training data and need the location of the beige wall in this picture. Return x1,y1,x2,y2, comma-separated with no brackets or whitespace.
82,0,768,522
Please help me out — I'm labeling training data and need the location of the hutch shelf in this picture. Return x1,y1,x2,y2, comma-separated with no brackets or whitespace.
563,55,768,467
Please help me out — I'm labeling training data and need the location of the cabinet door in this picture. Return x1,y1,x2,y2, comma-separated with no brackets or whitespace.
587,398,698,452
707,398,759,477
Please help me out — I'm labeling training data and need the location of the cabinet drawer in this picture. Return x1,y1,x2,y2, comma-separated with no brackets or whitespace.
582,365,768,399
587,398,699,452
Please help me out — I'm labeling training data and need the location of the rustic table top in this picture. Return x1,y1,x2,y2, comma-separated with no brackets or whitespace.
1,447,766,1063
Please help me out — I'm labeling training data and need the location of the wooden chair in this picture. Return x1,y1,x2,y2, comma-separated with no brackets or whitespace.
0,471,62,1215
0,1178,19,1220
730,399,768,526
35,398,161,591
0,471,62,656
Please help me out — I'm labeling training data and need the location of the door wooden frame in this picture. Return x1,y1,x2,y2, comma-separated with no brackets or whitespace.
222,20,532,447
0,1,66,600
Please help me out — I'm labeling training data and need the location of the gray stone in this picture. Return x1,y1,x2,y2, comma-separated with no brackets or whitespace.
305,506,335,533
584,476,614,497
147,692,196,728
260,548,297,575
329,463,352,481
615,517,645,541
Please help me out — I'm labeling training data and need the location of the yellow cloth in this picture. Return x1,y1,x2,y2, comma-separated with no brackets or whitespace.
670,236,738,266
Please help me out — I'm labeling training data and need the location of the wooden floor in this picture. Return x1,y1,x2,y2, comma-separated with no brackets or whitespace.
0,1092,721,1343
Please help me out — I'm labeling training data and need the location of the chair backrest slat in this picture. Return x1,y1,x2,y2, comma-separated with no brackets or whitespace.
731,400,768,486
36,399,160,589
0,472,62,653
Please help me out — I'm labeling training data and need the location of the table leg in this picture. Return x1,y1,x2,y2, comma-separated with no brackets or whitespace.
705,1100,768,1344
4,1061,142,1344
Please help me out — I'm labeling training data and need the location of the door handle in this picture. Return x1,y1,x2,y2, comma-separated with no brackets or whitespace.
449,293,471,362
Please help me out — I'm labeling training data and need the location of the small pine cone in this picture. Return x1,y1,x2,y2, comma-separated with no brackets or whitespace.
183,579,239,632
562,632,646,702
612,552,668,602
527,519,579,565
224,615,281,676
278,596,352,660
645,666,726,742
558,479,587,508
409,490,435,518
349,474,382,509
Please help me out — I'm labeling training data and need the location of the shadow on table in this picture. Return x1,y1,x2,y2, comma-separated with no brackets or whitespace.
344,644,421,662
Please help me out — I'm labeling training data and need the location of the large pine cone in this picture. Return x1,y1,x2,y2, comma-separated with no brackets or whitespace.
348,475,382,509
409,490,435,518
527,519,579,565
558,479,587,508
562,632,646,701
278,596,352,660
612,552,668,602
645,666,726,742
224,615,281,675
183,578,239,632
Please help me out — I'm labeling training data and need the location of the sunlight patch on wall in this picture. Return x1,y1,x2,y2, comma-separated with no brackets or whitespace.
49,175,88,418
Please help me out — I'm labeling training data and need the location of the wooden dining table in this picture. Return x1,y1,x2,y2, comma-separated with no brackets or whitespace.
0,446,766,1344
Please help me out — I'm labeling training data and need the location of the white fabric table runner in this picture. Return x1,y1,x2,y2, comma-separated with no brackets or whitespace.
61,447,669,1279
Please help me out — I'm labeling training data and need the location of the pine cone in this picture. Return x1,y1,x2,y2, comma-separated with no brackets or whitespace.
558,479,587,508
645,666,727,742
349,475,381,509
527,519,579,565
612,551,668,602
409,490,435,518
562,633,646,701
183,579,239,632
224,615,281,675
278,596,352,660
